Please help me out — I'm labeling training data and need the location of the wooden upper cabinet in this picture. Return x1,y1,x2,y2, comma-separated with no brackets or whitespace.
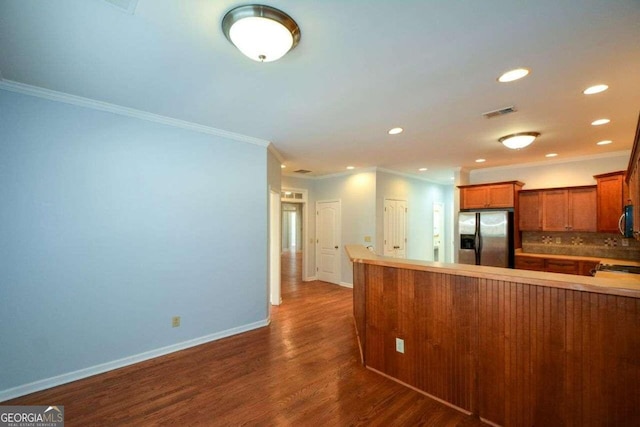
459,181,523,209
625,112,640,240
569,187,597,231
518,191,542,230
542,189,568,231
541,187,597,232
595,171,626,233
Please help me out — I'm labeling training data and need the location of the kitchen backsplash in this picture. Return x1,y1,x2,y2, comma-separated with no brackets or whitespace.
522,231,640,261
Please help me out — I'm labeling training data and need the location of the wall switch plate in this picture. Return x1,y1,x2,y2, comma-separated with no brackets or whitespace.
172,316,181,327
395,338,405,354
364,236,372,243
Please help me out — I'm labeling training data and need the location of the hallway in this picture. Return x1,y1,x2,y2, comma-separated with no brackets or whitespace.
7,251,484,426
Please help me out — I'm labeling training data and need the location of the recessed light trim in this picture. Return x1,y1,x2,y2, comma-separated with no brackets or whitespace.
497,68,530,83
418,167,427,171
591,118,610,126
281,164,286,169
546,153,558,158
346,166,355,170
475,158,486,163
596,140,613,145
388,127,403,135
583,84,608,95
498,132,540,149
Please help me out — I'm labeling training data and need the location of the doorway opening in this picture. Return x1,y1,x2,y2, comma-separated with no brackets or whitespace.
280,188,308,298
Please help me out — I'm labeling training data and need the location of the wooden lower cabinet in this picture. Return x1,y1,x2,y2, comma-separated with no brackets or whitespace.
516,255,598,276
352,261,640,426
515,255,544,271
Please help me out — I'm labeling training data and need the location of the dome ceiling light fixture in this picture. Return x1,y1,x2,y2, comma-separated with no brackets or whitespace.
222,5,301,63
499,132,540,149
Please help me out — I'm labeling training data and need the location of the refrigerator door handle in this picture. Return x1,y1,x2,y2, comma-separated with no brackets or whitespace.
474,213,481,265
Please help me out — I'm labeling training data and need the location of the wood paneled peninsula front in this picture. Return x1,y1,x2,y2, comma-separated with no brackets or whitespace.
346,245,640,426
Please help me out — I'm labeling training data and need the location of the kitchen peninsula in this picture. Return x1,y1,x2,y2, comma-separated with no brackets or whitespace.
346,245,639,426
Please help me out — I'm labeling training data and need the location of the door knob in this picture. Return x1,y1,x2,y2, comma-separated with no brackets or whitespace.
334,246,339,249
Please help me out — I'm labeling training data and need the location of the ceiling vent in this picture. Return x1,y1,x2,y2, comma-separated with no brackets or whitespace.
482,106,517,119
294,169,312,174
102,0,139,14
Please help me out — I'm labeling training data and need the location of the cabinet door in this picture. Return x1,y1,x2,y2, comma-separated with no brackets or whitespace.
597,174,624,233
462,187,489,209
542,190,568,231
569,187,597,231
545,259,579,275
515,256,545,271
487,184,515,208
519,191,542,230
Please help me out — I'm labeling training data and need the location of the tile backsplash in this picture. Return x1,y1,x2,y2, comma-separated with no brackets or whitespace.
522,231,640,261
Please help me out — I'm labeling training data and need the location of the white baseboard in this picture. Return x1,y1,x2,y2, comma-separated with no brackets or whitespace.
339,281,354,289
0,319,269,402
303,276,317,282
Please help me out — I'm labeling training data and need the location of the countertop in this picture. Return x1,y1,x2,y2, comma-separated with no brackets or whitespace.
346,245,640,298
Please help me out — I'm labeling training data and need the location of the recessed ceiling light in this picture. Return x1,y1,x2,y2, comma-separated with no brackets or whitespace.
475,158,486,163
591,118,610,126
497,68,530,83
281,164,286,169
418,167,428,171
546,153,558,158
346,166,355,170
388,127,403,135
583,84,608,95
596,140,613,145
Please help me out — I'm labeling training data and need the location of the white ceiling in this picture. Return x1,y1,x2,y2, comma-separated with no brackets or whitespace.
1,0,639,182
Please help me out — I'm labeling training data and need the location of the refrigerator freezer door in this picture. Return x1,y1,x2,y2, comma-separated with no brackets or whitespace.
458,212,478,265
479,211,509,267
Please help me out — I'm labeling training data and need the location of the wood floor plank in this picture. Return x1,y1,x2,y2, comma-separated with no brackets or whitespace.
6,251,484,426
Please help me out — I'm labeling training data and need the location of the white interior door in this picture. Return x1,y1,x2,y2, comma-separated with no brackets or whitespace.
384,199,407,258
316,200,341,284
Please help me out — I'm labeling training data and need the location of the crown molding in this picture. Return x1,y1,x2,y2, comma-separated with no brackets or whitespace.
377,167,446,185
0,79,271,148
267,143,285,164
469,149,631,175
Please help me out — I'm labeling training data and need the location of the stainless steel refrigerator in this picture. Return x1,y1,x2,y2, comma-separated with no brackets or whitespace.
458,210,514,268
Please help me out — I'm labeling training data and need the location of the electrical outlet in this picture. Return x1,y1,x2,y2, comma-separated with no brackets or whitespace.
622,238,629,247
172,316,181,328
555,237,562,244
364,236,372,243
395,338,405,354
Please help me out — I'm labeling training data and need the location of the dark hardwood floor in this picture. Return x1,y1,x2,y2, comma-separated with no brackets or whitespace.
6,251,485,426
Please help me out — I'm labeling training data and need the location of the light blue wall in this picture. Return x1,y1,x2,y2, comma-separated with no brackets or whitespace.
376,171,453,262
314,171,377,285
0,90,269,393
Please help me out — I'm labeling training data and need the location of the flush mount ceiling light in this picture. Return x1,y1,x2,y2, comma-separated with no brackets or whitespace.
546,153,558,158
475,158,486,163
497,68,530,83
499,132,540,149
388,127,404,135
583,84,608,95
222,5,300,62
418,167,428,171
597,140,613,145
